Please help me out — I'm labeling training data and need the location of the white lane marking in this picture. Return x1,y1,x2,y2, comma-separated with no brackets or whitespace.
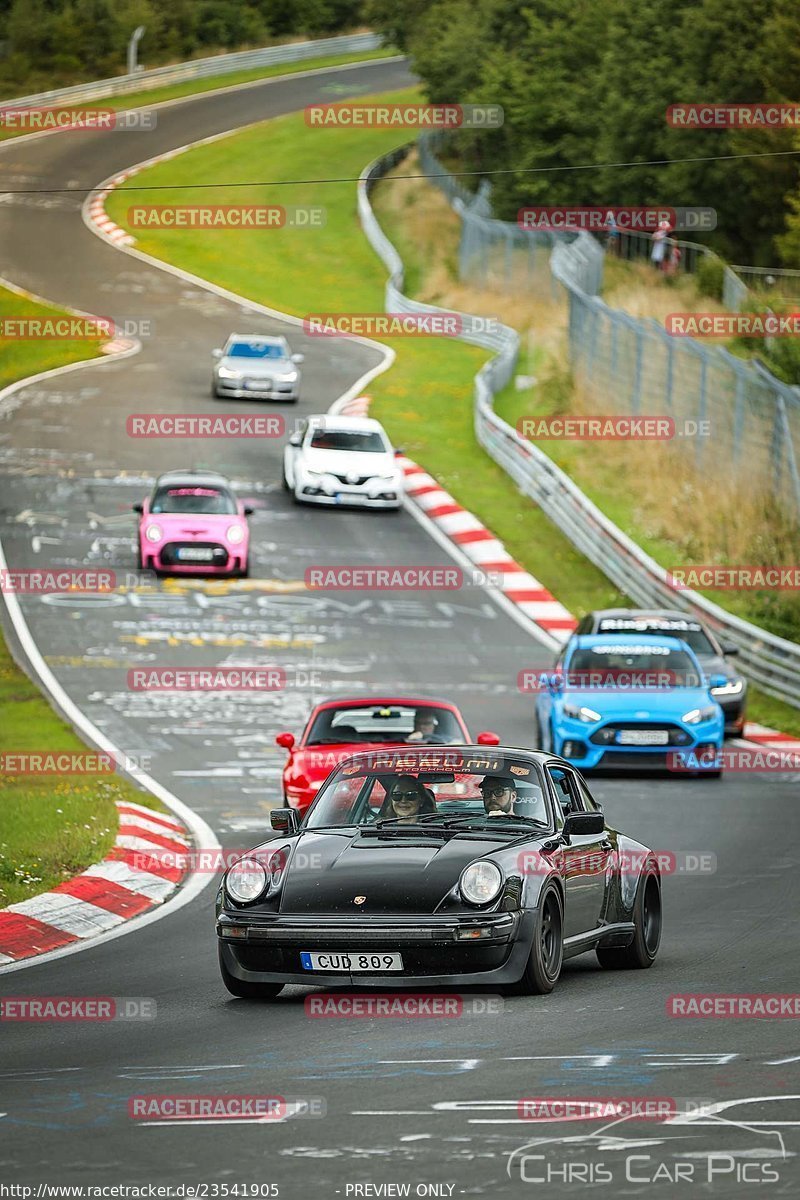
668,1095,800,1127
139,1101,311,1127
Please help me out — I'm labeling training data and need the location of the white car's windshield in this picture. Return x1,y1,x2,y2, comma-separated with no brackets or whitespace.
309,430,387,453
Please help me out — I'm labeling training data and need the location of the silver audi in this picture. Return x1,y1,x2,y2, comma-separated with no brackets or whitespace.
212,333,303,402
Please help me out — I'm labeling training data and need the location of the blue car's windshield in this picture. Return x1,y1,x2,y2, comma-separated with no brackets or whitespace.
227,342,286,360
567,645,702,689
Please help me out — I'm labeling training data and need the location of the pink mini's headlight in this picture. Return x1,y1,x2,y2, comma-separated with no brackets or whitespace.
145,524,162,542
227,524,245,544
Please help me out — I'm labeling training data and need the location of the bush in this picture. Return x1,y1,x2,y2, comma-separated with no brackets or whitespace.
695,253,725,300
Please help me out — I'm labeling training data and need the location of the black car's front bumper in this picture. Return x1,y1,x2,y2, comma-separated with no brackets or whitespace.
217,910,536,988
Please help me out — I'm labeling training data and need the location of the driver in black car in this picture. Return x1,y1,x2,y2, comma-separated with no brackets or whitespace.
480,774,547,823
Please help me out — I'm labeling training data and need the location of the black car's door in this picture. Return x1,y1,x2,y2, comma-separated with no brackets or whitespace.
546,765,611,938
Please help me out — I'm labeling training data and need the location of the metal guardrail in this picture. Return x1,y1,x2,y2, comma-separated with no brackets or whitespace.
358,144,800,707
0,32,383,109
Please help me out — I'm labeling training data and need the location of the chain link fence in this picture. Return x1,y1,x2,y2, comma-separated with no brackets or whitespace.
417,132,800,517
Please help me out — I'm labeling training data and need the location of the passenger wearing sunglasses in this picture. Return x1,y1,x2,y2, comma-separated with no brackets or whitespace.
378,776,436,824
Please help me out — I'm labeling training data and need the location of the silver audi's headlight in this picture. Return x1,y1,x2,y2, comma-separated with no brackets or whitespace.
216,367,241,380
145,524,162,542
226,857,268,903
460,861,503,905
226,524,245,544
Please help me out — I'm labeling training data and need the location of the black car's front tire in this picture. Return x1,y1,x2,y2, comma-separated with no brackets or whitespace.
508,886,563,995
597,872,661,970
219,949,284,999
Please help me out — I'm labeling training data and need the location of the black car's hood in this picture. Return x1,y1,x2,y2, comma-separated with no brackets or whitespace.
277,829,506,915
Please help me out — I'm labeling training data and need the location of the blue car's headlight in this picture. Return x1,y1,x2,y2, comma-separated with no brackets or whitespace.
682,705,718,725
563,703,601,723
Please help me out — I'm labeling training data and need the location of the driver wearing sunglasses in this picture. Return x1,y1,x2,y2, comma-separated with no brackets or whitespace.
480,775,519,817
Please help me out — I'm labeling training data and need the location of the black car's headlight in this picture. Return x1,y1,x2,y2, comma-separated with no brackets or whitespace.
226,857,268,904
460,861,503,905
710,679,744,697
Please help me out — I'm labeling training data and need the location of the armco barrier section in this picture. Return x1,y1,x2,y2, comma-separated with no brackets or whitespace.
1,33,382,110
358,144,800,708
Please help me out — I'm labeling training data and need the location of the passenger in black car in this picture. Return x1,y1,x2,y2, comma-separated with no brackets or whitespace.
378,775,436,823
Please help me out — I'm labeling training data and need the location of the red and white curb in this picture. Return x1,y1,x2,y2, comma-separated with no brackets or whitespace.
87,174,137,246
0,801,189,964
337,395,576,643
740,722,800,755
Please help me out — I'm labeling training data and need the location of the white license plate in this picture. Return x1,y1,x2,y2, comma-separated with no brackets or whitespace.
245,380,268,390
617,729,669,746
177,547,214,561
300,951,403,972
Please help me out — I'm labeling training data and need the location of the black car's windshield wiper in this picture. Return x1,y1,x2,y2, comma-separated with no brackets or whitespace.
434,814,550,832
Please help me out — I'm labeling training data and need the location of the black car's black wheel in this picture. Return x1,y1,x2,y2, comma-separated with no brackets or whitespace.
509,886,563,995
219,950,284,999
597,872,661,970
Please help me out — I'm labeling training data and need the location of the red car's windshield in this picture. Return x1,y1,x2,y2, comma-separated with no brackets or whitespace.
306,704,465,746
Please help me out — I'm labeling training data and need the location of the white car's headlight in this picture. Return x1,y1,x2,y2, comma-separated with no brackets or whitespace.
460,861,503,905
227,524,245,544
145,524,162,542
710,679,744,696
277,371,298,382
216,367,241,380
563,703,601,723
682,705,718,725
226,857,267,903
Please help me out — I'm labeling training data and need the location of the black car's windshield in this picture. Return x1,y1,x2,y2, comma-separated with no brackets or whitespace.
227,341,286,360
305,750,551,831
306,704,465,746
597,618,714,656
151,485,237,515
309,430,387,453
568,644,702,688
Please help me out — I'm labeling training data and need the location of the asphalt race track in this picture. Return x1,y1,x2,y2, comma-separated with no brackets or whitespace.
0,58,799,1198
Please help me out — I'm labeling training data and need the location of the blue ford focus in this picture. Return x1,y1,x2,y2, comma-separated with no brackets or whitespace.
533,634,725,774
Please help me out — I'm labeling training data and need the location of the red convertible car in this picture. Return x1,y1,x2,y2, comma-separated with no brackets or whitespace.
276,697,500,817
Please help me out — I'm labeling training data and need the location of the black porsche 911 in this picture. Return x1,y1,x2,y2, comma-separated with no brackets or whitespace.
216,746,662,999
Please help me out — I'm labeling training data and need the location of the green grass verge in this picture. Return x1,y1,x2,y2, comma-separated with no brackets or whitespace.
104,88,799,735
0,48,394,142
0,284,168,907
0,285,106,389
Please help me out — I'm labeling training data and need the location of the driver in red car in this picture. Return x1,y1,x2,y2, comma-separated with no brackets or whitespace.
405,710,445,744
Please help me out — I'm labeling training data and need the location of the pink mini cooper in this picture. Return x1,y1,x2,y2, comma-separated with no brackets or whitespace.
133,470,252,577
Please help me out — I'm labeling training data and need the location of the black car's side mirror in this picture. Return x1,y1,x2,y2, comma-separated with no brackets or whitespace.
271,808,298,834
132,502,144,513
721,641,739,656
563,811,605,837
